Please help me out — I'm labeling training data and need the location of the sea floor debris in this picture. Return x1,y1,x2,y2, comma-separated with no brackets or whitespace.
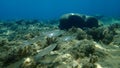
0,18,120,68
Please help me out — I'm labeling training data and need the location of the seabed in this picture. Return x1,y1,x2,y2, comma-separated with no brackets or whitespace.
0,16,120,68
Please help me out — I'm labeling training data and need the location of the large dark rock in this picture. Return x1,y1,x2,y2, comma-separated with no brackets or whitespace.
59,13,100,30
59,13,86,30
85,16,99,28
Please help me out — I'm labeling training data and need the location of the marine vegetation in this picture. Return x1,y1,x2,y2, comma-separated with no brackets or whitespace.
0,13,120,68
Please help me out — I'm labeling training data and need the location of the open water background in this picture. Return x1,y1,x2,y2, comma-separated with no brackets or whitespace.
0,0,120,20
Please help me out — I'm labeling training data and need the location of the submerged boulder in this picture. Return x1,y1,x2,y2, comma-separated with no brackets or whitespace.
59,13,100,30
85,16,99,28
59,13,86,30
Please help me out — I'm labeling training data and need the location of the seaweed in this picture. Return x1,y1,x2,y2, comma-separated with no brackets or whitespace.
0,17,120,68
70,40,96,59
45,37,57,46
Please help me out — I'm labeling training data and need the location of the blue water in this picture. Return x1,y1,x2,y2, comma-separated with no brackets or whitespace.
0,0,120,20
